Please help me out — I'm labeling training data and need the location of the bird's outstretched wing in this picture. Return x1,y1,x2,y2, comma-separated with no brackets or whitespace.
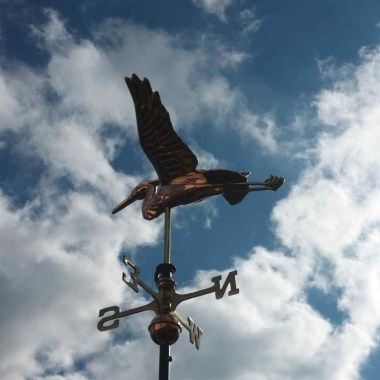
126,74,198,185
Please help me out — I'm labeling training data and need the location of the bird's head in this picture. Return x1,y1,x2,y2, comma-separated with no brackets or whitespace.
112,181,156,214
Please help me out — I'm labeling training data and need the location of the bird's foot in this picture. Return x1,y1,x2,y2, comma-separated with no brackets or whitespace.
263,175,285,191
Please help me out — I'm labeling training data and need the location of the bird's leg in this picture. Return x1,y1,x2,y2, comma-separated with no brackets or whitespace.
248,175,284,191
223,176,285,192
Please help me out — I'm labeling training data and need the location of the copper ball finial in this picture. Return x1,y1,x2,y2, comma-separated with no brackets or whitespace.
148,314,182,346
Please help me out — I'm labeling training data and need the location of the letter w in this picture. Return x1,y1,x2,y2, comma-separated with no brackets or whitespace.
188,317,203,350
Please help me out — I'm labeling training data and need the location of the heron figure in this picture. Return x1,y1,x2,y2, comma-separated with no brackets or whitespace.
113,74,284,220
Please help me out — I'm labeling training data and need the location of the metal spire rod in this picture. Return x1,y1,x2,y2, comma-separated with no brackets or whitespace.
163,207,171,264
159,207,172,380
159,344,170,380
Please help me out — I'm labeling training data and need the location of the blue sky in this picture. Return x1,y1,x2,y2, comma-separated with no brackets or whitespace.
1,1,380,379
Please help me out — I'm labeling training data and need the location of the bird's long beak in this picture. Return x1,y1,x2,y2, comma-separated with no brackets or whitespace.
112,193,139,214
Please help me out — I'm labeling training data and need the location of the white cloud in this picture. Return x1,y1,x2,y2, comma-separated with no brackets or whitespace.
162,43,380,380
0,168,162,379
218,48,249,68
0,9,276,378
239,8,263,36
169,250,330,380
190,1,263,39
0,70,21,131
4,8,380,380
271,46,380,378
0,11,164,380
0,8,260,379
238,110,278,153
191,0,235,21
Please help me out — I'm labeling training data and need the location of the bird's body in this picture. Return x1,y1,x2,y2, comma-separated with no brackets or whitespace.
115,169,252,220
113,74,284,220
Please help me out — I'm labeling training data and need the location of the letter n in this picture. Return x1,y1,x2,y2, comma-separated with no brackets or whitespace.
211,270,239,299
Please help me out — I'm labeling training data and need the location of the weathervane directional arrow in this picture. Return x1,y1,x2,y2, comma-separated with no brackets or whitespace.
97,255,239,350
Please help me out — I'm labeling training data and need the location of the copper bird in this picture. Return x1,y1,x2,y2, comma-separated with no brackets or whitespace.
113,74,284,220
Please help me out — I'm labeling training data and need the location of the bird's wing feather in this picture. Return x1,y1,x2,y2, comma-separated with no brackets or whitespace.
126,74,198,185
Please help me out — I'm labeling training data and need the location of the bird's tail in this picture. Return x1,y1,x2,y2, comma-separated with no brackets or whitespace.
201,169,250,206
223,186,249,205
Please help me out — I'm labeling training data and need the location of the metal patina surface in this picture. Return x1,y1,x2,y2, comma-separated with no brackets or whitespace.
112,74,284,220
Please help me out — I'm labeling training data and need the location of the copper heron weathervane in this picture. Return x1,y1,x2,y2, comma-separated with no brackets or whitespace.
98,74,284,380
112,74,284,220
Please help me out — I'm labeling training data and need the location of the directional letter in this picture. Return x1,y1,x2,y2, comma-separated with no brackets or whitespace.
188,317,203,350
122,256,140,293
97,306,120,331
211,270,239,299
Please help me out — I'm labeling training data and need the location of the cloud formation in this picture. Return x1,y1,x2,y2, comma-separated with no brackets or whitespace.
169,44,380,380
1,8,380,380
191,0,235,21
0,9,277,379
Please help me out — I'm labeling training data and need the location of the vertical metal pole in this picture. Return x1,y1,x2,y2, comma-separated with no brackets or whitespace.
159,207,171,380
163,207,171,264
159,344,170,380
